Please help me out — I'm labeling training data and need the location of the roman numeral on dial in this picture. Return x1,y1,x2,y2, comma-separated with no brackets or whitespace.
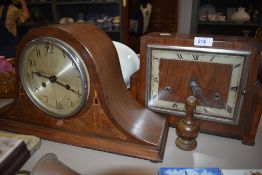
35,47,41,57
176,54,183,59
226,105,233,114
230,86,238,91
192,54,199,60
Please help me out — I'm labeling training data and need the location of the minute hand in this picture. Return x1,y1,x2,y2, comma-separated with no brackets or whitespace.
53,80,79,95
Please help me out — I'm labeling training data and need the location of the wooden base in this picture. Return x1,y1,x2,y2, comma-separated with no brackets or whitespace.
0,118,168,162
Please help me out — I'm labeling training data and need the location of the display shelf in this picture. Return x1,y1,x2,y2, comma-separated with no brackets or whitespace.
55,0,119,5
19,0,125,42
27,1,52,5
21,22,53,27
192,0,262,37
198,21,260,27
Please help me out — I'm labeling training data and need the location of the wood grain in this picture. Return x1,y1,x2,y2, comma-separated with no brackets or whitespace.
130,32,262,145
0,23,168,162
158,59,231,108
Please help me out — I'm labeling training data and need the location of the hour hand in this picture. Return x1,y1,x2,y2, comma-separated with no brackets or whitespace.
32,71,59,84
31,71,79,95
31,71,50,79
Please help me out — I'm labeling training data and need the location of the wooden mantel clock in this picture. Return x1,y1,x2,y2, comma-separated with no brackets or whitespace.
0,23,169,162
130,33,262,145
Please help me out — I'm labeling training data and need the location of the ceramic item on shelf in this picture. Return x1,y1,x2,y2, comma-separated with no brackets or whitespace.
218,15,226,22
113,41,139,88
59,17,74,24
198,4,216,18
199,15,207,21
231,7,250,23
76,13,85,22
207,14,218,22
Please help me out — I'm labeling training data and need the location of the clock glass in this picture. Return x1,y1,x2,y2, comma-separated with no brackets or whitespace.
19,37,90,118
146,45,250,124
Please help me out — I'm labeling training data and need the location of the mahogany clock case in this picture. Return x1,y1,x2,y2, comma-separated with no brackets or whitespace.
130,33,262,145
0,23,168,162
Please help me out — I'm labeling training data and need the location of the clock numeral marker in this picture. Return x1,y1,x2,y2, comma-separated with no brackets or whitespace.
210,56,215,62
28,59,36,67
192,54,199,61
152,94,158,100
168,102,178,112
35,47,41,58
77,90,81,97
46,44,54,54
226,105,233,114
68,98,73,107
176,54,183,60
56,101,62,109
234,64,241,68
26,72,33,80
230,86,238,91
44,95,48,103
63,50,66,58
153,76,159,82
171,102,178,109
46,45,49,53
34,85,40,92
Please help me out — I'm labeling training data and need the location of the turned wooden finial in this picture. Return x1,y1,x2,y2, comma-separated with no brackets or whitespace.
175,96,200,151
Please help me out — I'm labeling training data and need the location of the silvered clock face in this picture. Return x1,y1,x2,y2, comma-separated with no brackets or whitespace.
19,37,90,118
146,45,250,124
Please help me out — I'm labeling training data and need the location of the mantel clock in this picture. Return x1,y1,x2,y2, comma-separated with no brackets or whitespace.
0,24,168,162
131,33,262,145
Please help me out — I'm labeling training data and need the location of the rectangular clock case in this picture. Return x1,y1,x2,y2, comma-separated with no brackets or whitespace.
130,33,262,145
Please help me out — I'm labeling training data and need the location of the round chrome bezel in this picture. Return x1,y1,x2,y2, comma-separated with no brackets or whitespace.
19,37,90,118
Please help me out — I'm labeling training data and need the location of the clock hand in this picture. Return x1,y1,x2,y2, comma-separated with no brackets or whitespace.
189,80,209,107
32,71,50,79
32,71,79,95
53,79,79,95
189,80,224,112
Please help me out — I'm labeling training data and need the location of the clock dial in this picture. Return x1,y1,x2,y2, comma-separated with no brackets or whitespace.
19,37,90,118
146,46,250,124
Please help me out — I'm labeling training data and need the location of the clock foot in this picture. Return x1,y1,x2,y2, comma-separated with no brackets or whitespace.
175,137,197,151
242,137,255,146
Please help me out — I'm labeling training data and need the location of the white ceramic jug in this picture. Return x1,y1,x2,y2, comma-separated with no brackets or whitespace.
231,7,250,23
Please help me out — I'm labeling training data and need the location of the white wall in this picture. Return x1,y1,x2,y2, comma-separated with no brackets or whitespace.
177,0,193,34
177,0,199,34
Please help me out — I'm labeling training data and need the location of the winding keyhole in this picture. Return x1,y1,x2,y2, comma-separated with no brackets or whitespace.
213,92,221,100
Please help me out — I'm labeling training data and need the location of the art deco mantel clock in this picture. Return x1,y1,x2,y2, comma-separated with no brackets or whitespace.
0,23,169,162
130,33,262,145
